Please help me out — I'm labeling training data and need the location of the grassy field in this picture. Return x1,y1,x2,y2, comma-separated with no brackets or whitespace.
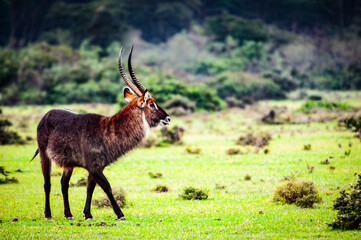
0,99,360,239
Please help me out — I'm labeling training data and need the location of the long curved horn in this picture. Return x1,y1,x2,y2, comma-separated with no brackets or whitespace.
128,46,147,94
118,48,142,96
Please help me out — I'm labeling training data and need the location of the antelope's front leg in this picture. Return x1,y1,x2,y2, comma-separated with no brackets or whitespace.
89,170,126,220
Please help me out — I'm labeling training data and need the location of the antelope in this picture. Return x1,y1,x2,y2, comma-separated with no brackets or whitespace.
30,47,170,220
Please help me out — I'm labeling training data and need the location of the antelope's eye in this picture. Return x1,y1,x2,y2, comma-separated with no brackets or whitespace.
150,102,156,109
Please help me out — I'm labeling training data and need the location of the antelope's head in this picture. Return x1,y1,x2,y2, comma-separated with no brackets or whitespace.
118,46,170,128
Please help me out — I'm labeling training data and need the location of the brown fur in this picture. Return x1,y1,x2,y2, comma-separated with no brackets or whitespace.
33,89,169,220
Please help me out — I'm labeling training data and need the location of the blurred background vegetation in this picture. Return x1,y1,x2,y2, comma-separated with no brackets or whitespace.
0,0,360,111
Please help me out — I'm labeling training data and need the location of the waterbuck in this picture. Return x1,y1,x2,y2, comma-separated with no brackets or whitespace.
30,47,170,220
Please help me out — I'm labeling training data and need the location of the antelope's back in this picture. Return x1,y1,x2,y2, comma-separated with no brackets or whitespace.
37,109,105,168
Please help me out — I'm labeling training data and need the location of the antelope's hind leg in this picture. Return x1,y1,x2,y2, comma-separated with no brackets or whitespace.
39,149,52,219
61,168,74,220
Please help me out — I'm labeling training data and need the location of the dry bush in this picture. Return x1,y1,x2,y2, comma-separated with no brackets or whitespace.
226,148,243,155
152,184,169,193
236,132,271,148
320,158,330,165
244,174,252,181
303,144,311,150
307,164,315,173
164,95,195,116
93,187,126,208
225,97,245,108
185,145,202,154
180,187,208,200
273,178,322,208
159,126,185,145
215,183,226,190
139,135,159,148
338,111,361,139
261,109,281,124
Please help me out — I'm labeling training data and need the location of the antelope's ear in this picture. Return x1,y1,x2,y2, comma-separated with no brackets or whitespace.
139,90,151,108
124,87,136,102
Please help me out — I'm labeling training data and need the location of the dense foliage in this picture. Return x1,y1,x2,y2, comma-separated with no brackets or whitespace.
329,174,361,230
0,1,360,109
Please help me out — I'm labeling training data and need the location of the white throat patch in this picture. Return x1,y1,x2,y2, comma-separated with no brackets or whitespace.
142,112,150,137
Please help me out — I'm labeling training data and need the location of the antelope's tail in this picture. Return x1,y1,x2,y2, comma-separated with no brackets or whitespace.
30,149,39,163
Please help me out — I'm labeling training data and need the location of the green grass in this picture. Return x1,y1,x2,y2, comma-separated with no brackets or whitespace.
1,103,361,239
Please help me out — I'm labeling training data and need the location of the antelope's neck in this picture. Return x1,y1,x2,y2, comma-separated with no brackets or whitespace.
102,106,147,159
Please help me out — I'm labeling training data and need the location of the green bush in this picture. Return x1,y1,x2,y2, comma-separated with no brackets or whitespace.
180,187,208,200
263,72,298,92
193,59,228,75
214,74,286,101
298,100,350,112
0,115,25,145
0,165,19,184
152,184,169,193
205,14,268,43
329,174,361,230
148,172,162,179
273,179,322,208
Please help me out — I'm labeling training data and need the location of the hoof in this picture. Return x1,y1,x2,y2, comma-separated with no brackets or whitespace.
45,217,52,220
67,217,74,220
116,216,126,221
85,218,93,221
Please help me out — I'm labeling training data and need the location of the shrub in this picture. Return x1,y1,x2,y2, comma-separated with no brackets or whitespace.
263,72,298,92
185,145,201,154
205,14,268,43
244,174,252,181
329,174,361,230
307,164,315,173
236,132,271,148
303,144,311,150
148,172,162,179
180,187,208,200
163,95,195,116
226,148,243,155
152,184,169,193
70,177,87,187
224,97,245,108
340,112,361,134
93,187,126,208
298,100,350,113
0,114,25,145
215,183,226,190
140,135,159,148
159,126,185,145
193,59,228,75
320,159,330,165
273,178,322,208
0,165,19,184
